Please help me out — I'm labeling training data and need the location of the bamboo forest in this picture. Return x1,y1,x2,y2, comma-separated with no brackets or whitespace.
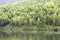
0,0,60,40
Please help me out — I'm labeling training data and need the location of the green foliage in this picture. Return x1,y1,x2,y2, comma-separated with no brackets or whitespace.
0,1,60,27
0,14,9,26
0,1,60,40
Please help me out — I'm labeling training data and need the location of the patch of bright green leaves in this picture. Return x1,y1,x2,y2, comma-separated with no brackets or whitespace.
0,1,60,27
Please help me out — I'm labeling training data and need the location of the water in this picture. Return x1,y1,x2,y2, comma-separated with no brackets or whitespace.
0,27,60,40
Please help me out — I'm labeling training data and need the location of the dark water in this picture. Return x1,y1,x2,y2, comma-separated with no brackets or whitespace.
0,31,60,40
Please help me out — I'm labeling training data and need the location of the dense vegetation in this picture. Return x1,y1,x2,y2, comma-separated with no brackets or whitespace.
0,0,60,40
0,1,60,27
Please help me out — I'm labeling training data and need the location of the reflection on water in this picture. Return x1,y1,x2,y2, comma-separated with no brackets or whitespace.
0,30,60,40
